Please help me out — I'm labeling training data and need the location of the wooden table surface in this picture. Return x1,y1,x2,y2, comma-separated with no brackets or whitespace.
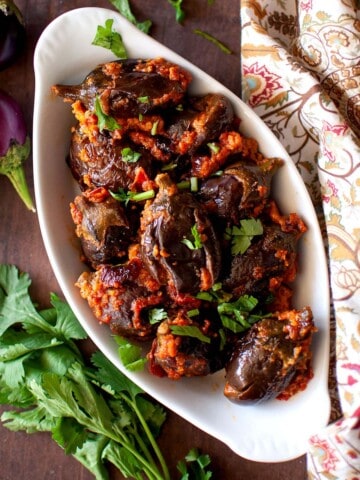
0,1,307,479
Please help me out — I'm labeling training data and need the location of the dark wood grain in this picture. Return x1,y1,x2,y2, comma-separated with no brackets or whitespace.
0,1,307,479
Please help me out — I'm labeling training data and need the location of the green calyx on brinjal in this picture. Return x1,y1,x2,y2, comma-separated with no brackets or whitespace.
224,307,316,404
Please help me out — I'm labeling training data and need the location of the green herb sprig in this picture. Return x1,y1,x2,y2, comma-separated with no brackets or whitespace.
177,448,213,480
167,0,185,23
94,96,121,132
110,188,155,206
181,224,203,250
121,146,142,163
217,294,262,334
92,18,128,58
108,0,152,33
169,325,211,344
225,218,263,255
0,264,170,480
193,29,232,54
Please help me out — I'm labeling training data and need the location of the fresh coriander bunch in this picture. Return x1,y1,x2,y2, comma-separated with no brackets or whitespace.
0,264,213,480
0,264,168,479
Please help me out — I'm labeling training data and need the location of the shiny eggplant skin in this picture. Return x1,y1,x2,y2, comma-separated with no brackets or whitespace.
140,174,221,295
70,190,132,268
224,307,315,404
0,1,26,71
224,224,299,299
76,259,164,341
198,158,281,223
68,125,156,191
167,93,234,154
148,313,227,379
52,58,191,117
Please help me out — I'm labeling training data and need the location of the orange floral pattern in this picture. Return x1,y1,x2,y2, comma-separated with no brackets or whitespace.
241,0,360,478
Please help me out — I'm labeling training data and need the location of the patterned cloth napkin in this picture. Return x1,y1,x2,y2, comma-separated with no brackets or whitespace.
240,0,360,477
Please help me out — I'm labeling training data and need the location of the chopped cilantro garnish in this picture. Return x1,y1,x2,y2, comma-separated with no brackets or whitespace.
194,29,232,54
151,120,159,136
181,224,203,250
110,188,155,205
196,283,232,303
94,96,121,132
226,218,263,255
170,325,211,344
207,142,220,154
92,18,128,58
121,147,141,163
148,307,168,325
167,0,185,23
107,0,152,33
217,294,261,333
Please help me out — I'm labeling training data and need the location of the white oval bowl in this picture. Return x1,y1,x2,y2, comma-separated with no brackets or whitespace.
33,7,330,462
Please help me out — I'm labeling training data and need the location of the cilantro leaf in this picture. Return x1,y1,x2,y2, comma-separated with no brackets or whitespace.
177,448,213,480
121,147,141,163
148,307,168,325
226,218,263,255
181,224,203,250
92,18,128,58
217,295,260,333
1,405,57,433
95,97,121,132
170,325,211,344
48,293,87,341
167,0,185,23
114,336,147,372
71,434,110,480
108,0,152,33
90,350,143,399
0,265,50,335
51,416,88,455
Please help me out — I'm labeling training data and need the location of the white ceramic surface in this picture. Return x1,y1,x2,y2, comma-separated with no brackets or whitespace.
33,7,331,462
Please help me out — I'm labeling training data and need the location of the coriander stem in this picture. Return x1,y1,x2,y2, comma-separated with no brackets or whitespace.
124,395,171,480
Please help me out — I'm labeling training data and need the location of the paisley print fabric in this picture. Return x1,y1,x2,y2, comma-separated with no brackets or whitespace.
240,1,360,478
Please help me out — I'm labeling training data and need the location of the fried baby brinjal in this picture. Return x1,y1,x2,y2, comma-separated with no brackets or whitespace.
148,310,227,379
70,188,133,268
76,255,164,340
54,57,316,404
68,125,157,191
52,58,192,117
140,173,221,295
224,307,316,404
198,157,282,223
166,93,234,155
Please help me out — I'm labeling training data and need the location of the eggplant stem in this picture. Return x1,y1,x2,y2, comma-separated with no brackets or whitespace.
5,166,36,212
